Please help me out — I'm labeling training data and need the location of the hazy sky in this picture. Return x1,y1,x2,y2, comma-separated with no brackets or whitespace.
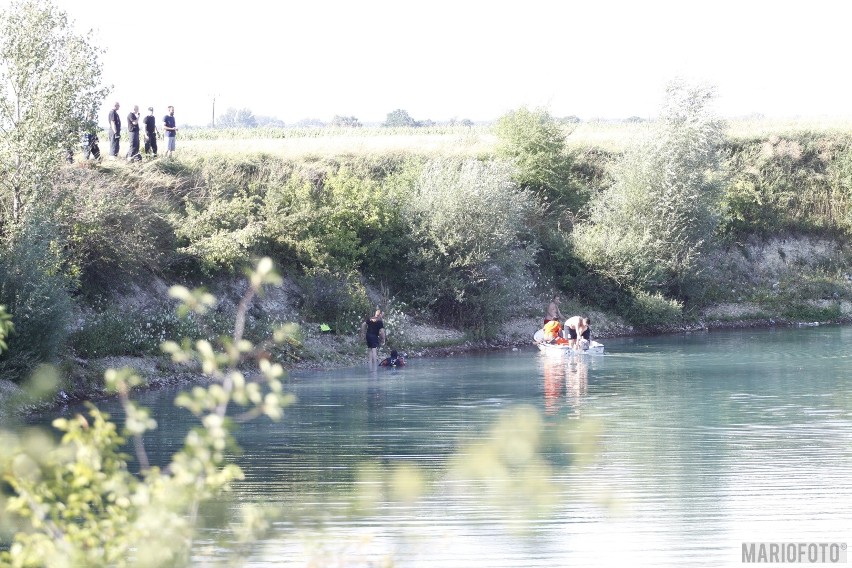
8,0,852,126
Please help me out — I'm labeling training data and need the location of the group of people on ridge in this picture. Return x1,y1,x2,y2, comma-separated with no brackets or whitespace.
540,295,592,349
361,309,406,368
101,102,178,162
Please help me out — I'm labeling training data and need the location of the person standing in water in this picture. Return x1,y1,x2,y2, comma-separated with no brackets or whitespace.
361,309,386,366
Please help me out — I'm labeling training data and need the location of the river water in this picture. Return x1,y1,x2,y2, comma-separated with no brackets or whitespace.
45,326,852,566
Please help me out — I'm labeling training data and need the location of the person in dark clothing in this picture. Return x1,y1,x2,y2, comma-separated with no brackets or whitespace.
361,309,385,366
81,129,101,160
163,105,177,157
126,105,141,162
143,107,158,157
379,350,406,367
107,102,121,157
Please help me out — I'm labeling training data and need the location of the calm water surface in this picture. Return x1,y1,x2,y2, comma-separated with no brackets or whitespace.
60,326,852,566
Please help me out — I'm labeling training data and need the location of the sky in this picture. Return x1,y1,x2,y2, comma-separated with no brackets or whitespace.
6,0,852,126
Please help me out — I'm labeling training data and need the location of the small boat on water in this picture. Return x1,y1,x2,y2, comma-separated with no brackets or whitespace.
533,330,605,355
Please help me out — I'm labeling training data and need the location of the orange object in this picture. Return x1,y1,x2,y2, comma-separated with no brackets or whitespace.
543,320,562,341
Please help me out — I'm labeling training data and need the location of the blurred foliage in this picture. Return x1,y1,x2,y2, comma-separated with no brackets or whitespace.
0,259,296,566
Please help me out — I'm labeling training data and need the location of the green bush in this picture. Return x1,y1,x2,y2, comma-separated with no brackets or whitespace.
173,155,285,273
70,303,199,358
402,158,538,334
781,302,841,322
53,167,178,292
495,106,586,213
0,215,72,381
720,133,852,238
261,155,423,279
294,269,372,335
623,290,684,329
573,79,725,296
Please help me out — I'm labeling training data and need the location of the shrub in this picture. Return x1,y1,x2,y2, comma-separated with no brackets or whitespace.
494,106,586,213
261,155,423,284
573,79,725,296
0,259,294,566
173,156,283,273
70,302,200,358
0,214,72,381
53,166,177,292
294,268,372,335
720,133,852,238
402,158,538,334
623,290,684,329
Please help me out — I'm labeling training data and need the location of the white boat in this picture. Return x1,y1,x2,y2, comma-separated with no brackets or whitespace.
533,329,605,355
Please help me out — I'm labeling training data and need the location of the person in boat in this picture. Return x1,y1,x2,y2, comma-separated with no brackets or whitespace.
379,349,406,367
361,309,386,366
544,294,565,325
564,315,591,348
542,319,570,345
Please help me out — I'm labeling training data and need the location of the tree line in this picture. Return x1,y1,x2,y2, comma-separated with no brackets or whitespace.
213,107,478,129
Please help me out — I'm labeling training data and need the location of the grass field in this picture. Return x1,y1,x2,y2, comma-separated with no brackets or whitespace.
173,117,852,159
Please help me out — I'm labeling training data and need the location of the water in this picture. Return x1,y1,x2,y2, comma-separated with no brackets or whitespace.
41,326,852,566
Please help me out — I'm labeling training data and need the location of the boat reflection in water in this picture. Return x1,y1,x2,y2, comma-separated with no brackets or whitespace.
539,352,589,414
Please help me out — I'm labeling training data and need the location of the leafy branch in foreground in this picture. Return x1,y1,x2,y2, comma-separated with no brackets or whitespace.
0,258,296,567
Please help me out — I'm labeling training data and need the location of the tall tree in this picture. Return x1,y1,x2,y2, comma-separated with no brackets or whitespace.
0,0,109,229
331,115,362,128
494,106,581,213
218,107,238,128
573,78,726,295
383,109,416,128
235,107,256,128
218,107,257,128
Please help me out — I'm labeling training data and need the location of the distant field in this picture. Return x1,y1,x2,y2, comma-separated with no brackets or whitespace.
176,118,852,158
180,129,497,158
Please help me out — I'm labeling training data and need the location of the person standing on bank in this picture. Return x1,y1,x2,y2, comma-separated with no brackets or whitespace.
361,309,386,367
163,105,177,157
126,105,141,162
143,107,158,157
107,102,121,157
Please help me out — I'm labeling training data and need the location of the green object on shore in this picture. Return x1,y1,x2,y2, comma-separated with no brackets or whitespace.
320,323,331,332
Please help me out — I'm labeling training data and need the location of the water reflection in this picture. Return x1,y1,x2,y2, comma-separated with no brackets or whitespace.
565,355,589,406
540,354,565,415
539,353,590,414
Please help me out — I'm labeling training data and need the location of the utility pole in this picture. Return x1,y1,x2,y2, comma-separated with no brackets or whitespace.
211,94,216,128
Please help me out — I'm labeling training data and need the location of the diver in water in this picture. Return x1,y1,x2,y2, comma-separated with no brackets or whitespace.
379,349,406,367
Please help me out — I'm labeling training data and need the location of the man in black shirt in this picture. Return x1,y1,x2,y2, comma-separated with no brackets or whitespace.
107,102,121,157
143,107,158,157
126,105,141,162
